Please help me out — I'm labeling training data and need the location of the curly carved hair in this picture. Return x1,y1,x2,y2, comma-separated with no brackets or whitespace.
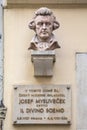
29,7,60,31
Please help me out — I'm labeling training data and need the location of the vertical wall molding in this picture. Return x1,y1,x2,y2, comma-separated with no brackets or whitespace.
76,53,87,130
0,1,3,104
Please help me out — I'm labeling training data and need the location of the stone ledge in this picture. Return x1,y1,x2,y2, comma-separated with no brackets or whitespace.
31,50,56,62
3,0,87,8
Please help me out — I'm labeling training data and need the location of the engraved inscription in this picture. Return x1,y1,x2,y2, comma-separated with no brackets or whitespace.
13,85,71,124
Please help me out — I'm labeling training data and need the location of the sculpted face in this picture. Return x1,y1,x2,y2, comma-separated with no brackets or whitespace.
35,15,53,42
28,7,60,50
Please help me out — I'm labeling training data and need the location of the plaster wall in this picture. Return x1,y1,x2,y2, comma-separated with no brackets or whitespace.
3,7,87,130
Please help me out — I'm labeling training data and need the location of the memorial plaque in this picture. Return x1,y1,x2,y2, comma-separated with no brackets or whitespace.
13,85,71,124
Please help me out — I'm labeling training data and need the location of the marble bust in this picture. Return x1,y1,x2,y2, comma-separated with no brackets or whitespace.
28,7,60,51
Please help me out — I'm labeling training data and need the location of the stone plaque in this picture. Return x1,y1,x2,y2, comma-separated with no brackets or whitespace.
13,85,71,124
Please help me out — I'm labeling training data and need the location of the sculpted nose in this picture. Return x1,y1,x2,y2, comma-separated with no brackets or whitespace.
42,23,46,29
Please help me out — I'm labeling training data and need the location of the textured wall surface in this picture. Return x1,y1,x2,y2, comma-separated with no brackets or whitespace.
3,6,87,130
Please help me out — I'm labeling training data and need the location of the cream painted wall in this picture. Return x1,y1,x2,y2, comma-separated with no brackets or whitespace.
3,7,87,130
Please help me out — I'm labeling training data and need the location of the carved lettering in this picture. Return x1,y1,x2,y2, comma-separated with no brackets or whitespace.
43,89,53,92
17,117,29,120
19,93,30,97
31,94,45,97
26,108,44,113
31,117,42,120
54,89,60,92
20,108,24,113
36,98,65,104
29,89,41,92
47,94,65,97
19,99,33,104
46,108,64,113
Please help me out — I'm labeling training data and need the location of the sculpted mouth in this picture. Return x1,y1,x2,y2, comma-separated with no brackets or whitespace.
41,31,48,34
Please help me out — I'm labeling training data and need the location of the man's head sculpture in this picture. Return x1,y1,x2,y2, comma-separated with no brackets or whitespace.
28,7,60,51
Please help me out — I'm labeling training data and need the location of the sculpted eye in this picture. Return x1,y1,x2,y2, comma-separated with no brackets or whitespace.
46,22,51,26
37,22,43,26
